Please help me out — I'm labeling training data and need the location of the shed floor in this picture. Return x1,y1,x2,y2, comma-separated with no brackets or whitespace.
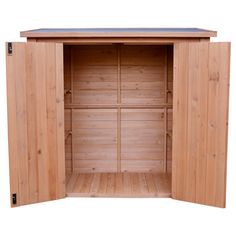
66,173,171,197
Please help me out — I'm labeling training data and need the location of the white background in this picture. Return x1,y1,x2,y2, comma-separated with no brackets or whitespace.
0,0,235,235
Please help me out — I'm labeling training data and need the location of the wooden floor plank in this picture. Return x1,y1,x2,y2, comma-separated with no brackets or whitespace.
123,172,132,196
145,173,157,196
90,173,101,196
66,173,171,197
139,173,149,195
98,173,108,196
80,174,93,195
72,174,86,195
66,174,78,194
153,173,171,197
131,173,140,195
106,173,116,195
115,173,123,195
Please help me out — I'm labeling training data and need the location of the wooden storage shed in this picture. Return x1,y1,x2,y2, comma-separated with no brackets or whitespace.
6,28,230,208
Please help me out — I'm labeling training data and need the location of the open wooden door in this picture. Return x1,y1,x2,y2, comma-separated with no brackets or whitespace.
6,42,65,207
172,42,230,207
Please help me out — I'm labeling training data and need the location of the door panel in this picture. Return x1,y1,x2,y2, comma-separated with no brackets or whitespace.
172,42,230,207
6,42,65,207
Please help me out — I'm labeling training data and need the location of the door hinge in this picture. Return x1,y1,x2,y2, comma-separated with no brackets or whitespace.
8,42,13,55
12,193,17,205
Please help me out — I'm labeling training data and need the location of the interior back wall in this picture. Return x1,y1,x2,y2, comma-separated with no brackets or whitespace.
64,45,173,174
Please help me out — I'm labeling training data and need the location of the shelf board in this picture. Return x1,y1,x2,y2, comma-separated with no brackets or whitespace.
64,103,173,109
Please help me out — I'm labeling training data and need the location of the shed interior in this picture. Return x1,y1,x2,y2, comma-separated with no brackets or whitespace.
64,44,173,197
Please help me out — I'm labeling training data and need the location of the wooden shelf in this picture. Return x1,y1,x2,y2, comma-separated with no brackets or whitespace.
66,173,171,197
64,103,173,109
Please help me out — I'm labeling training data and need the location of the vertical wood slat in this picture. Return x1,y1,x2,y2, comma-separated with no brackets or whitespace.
26,44,38,203
117,45,121,172
10,43,29,204
56,44,66,198
117,45,121,104
46,44,57,199
172,43,189,200
205,44,219,205
172,42,230,207
205,43,230,207
72,109,76,173
117,108,121,172
6,42,65,206
163,108,167,172
64,46,73,174
195,43,208,204
6,43,20,204
163,47,168,172
70,48,75,173
35,43,50,201
185,43,199,202
18,44,29,204
216,44,230,206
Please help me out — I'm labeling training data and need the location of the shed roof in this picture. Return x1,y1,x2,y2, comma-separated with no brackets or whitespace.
20,28,217,38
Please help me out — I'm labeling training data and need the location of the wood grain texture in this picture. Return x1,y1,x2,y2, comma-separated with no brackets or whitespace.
6,42,65,207
167,46,173,103
64,45,72,104
66,173,171,197
117,45,121,172
121,46,166,105
121,109,167,172
56,44,66,197
64,109,72,174
72,109,117,172
72,46,117,105
172,42,230,207
64,45,173,174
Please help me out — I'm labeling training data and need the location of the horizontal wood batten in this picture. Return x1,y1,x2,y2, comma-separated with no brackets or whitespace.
65,104,173,109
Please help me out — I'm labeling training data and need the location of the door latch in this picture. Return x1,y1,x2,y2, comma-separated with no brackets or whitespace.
8,42,13,55
12,193,17,205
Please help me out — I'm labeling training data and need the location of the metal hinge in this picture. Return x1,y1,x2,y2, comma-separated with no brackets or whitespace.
8,42,13,55
12,193,17,205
